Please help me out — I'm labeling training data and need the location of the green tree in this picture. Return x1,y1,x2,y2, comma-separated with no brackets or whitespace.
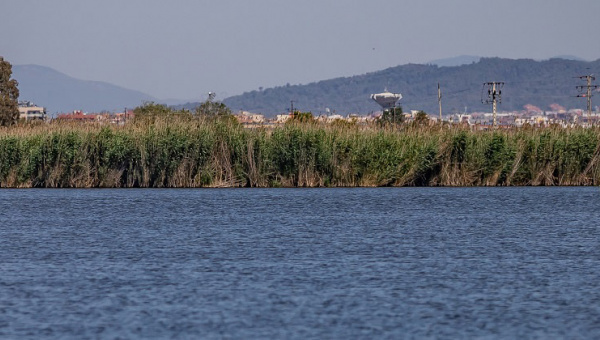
0,57,20,126
414,110,429,125
289,110,315,123
133,102,190,122
379,106,403,126
195,100,232,117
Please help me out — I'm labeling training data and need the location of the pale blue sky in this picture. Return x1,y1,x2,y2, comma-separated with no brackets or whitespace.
3,0,599,100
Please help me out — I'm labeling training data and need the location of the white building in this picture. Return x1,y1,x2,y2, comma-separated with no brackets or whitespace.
18,101,47,121
236,111,265,124
276,114,290,123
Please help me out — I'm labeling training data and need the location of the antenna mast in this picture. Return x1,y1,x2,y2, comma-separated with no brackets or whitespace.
438,83,442,122
576,75,599,125
482,82,504,129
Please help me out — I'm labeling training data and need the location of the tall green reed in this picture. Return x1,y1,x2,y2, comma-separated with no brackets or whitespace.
1,119,600,187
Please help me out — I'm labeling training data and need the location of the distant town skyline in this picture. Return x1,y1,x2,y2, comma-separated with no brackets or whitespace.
3,0,599,101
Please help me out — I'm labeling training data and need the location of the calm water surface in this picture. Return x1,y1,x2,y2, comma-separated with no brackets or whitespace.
1,187,599,339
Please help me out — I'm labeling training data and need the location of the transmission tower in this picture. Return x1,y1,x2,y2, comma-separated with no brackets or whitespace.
576,75,599,125
482,82,504,128
438,83,442,122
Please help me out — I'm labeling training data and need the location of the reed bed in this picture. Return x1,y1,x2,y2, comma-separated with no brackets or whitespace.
1,118,599,187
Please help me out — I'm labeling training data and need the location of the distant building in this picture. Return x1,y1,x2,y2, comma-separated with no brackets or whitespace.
235,111,265,124
276,114,290,123
316,114,340,123
108,110,134,125
54,110,134,125
56,110,98,123
18,101,47,121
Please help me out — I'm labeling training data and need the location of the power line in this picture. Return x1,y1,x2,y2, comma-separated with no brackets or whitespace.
482,82,504,128
576,75,599,124
438,83,442,121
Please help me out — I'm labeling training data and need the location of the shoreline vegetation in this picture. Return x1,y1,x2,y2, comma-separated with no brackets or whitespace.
1,108,600,188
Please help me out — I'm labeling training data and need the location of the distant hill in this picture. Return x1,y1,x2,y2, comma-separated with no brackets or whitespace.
13,65,157,114
220,58,600,117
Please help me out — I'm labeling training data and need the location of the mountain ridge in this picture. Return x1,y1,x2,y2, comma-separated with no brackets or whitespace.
11,57,600,117
13,64,157,114
220,57,600,117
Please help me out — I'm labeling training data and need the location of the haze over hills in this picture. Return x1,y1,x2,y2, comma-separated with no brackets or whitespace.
13,64,157,114
11,57,600,117
220,57,600,117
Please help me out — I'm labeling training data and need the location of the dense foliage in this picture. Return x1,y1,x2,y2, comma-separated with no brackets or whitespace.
0,57,20,126
195,100,232,117
1,110,600,187
379,107,404,127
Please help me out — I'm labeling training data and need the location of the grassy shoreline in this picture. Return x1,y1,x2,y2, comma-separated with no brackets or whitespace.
1,118,599,188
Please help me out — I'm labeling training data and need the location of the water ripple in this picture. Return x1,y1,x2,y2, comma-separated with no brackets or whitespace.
1,187,599,338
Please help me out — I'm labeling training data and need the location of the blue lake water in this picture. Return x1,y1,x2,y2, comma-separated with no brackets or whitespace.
1,187,599,339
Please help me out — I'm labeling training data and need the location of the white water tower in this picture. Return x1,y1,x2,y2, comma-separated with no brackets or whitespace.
371,90,402,110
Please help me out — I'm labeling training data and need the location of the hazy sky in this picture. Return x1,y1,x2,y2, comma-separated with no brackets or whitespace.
3,0,599,100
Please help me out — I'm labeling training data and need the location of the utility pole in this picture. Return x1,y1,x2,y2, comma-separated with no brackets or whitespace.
576,75,599,126
482,82,504,129
290,100,295,115
438,83,442,122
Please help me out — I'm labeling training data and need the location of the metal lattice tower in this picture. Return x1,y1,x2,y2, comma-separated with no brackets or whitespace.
482,82,504,129
576,75,599,125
